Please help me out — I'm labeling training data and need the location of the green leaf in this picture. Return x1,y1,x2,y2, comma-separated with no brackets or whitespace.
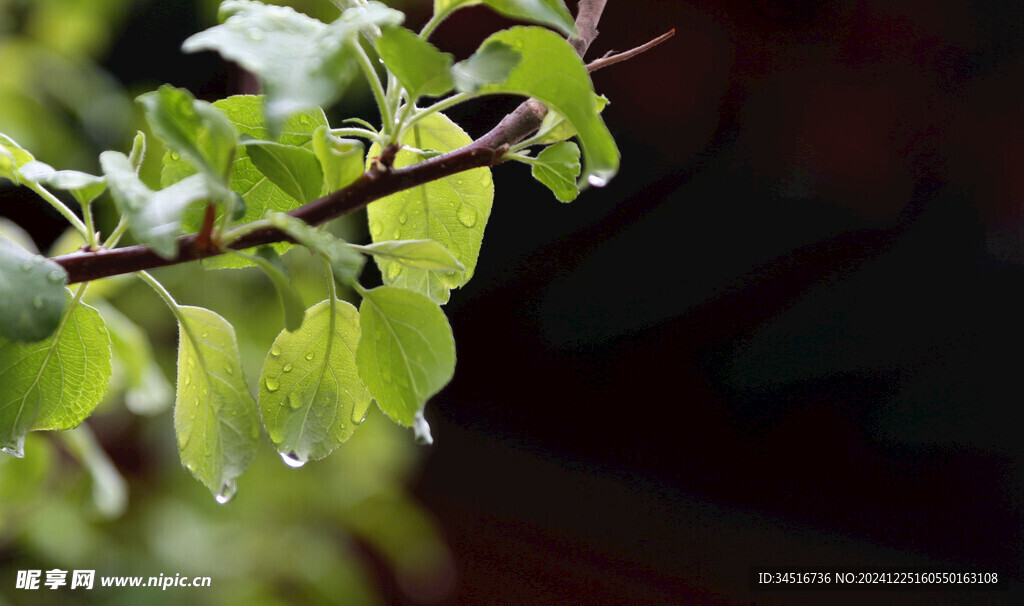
0,133,34,186
530,141,581,202
0,235,68,342
162,95,329,270
174,306,260,499
367,113,492,304
259,299,371,464
377,26,454,100
128,130,147,173
267,213,365,285
0,290,111,457
138,85,236,195
312,126,364,192
534,94,609,145
351,240,466,272
101,151,210,259
451,40,521,93
434,0,576,37
182,0,402,134
356,286,455,427
243,139,324,204
476,27,619,187
242,247,306,332
93,300,171,416
17,161,106,207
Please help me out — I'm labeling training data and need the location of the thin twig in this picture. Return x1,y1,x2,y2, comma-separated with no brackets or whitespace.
587,29,675,73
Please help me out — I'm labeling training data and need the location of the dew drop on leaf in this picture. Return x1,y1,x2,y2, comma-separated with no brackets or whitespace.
20,261,33,272
1,445,24,458
270,344,282,357
413,411,433,445
369,221,383,237
387,264,402,280
587,175,608,188
224,366,234,375
456,204,477,228
280,452,306,468
265,377,280,392
283,363,293,373
287,392,303,409
46,270,64,283
32,295,45,309
351,400,369,425
398,213,408,225
304,352,315,361
215,480,237,504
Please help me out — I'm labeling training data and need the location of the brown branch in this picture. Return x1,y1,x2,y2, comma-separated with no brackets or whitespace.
587,29,675,73
570,0,609,57
54,20,673,285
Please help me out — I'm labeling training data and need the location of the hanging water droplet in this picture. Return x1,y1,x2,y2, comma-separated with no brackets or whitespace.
283,363,293,373
413,411,433,445
352,399,370,425
270,344,282,357
0,445,24,458
32,295,45,309
215,480,237,504
369,221,383,237
280,452,306,468
46,270,64,283
264,377,280,392
398,213,408,225
457,204,477,228
587,175,608,188
304,352,315,361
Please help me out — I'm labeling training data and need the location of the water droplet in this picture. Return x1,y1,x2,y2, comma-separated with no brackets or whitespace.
245,27,264,41
280,452,306,468
201,331,208,338
215,480,237,504
283,363,293,373
351,399,370,425
398,213,408,225
270,344,282,357
20,261,33,271
413,411,433,445
386,264,402,280
46,270,64,283
304,352,315,361
169,151,180,161
32,295,45,309
392,229,401,239
32,255,45,265
224,366,234,375
587,175,608,188
1,445,24,458
456,204,477,228
287,392,303,409
264,377,280,392
369,221,383,237
184,374,191,386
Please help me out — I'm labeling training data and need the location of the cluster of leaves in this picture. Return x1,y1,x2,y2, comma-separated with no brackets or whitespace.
0,0,618,502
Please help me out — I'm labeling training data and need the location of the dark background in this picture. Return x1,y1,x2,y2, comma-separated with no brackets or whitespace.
9,0,1024,603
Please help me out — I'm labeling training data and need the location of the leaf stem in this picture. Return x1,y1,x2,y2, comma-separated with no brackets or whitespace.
401,92,474,137
329,127,380,140
419,12,446,40
27,183,90,240
352,40,393,135
136,270,187,327
104,216,129,248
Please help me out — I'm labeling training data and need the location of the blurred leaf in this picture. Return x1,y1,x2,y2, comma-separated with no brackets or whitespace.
267,213,365,286
183,0,402,134
351,240,466,272
0,291,111,458
530,141,580,202
476,27,619,187
60,425,127,519
312,126,364,192
17,160,106,206
101,151,210,259
259,299,371,464
93,300,172,416
174,306,260,500
0,132,34,185
377,27,454,100
242,247,306,332
434,0,576,37
451,40,520,93
243,140,324,204
356,286,455,427
0,434,53,507
0,234,67,342
367,113,492,304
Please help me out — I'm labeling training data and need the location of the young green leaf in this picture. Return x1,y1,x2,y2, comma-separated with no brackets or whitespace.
376,27,454,100
0,133,34,185
0,235,68,342
182,0,402,134
259,299,371,464
475,27,619,187
267,213,365,285
530,141,581,202
101,151,210,259
128,130,147,173
138,85,237,195
534,94,609,145
451,41,521,93
93,300,172,416
0,290,111,458
312,126,364,192
243,140,324,204
355,286,455,427
239,247,306,332
174,306,260,499
17,161,106,207
351,240,466,272
162,95,329,270
367,113,493,304
433,0,576,37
